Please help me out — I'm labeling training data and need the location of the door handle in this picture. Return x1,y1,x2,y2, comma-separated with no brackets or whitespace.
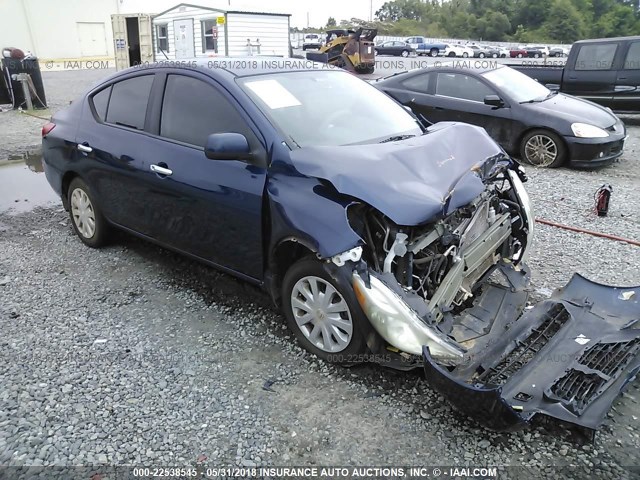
434,106,444,110
150,164,173,176
77,143,92,153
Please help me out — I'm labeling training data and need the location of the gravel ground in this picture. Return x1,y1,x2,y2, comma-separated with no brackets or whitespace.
0,207,639,479
1,68,639,478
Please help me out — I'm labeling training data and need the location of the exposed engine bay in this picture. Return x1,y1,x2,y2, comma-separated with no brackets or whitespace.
349,166,530,328
346,162,533,354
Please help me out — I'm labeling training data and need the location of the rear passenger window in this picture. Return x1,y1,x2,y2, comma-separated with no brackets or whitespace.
91,86,111,121
575,44,617,71
106,75,154,130
624,42,640,70
160,74,251,148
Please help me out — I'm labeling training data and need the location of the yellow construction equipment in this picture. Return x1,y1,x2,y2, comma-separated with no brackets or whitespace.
306,28,377,74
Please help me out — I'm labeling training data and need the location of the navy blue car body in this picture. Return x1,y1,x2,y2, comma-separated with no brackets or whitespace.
42,59,640,436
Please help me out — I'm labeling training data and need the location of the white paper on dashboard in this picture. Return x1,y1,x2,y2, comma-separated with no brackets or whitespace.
244,79,302,109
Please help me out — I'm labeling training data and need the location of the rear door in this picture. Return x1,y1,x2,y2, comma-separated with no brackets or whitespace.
611,40,640,112
77,73,158,236
564,41,620,109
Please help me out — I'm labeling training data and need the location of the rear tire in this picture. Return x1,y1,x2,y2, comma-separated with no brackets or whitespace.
462,52,469,58
430,48,438,57
401,50,409,57
448,52,456,57
67,177,109,247
282,258,369,363
479,53,485,58
520,129,566,168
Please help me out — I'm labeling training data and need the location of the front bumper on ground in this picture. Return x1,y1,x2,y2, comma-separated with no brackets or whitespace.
565,133,626,168
352,259,639,433
423,274,640,434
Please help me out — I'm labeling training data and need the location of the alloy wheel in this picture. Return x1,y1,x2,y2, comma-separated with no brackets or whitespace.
70,188,96,239
524,134,558,167
290,275,353,353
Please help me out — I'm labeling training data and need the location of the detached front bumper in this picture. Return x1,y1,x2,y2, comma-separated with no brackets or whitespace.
423,274,640,434
352,262,639,433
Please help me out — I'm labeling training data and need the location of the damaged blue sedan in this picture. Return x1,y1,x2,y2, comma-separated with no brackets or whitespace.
42,59,640,436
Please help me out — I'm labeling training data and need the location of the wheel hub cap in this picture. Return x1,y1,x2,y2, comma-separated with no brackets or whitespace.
70,188,96,239
290,276,353,353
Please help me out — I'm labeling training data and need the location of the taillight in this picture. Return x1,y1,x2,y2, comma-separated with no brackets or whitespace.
42,122,56,137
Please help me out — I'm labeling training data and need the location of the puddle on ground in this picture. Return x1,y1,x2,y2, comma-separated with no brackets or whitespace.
0,152,60,215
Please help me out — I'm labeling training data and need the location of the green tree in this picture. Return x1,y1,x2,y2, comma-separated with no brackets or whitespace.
476,11,512,40
513,0,554,29
544,0,587,42
327,17,337,27
375,0,429,21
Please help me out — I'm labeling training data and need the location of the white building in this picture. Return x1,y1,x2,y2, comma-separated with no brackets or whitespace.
150,3,291,60
0,0,290,64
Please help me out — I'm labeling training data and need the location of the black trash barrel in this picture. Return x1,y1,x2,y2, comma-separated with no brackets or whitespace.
2,48,47,109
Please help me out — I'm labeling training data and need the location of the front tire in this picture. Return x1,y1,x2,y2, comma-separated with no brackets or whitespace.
462,52,469,58
401,49,409,57
448,52,456,57
282,258,369,363
68,177,109,247
479,53,485,58
520,129,566,168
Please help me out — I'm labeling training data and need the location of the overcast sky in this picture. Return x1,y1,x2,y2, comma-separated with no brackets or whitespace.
121,0,388,28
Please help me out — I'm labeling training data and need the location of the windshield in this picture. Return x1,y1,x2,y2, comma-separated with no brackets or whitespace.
239,70,421,147
482,66,551,103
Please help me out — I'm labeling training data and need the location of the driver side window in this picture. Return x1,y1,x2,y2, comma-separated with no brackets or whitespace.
160,74,257,149
435,73,494,103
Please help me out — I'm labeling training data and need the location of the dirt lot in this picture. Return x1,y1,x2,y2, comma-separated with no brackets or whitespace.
0,67,639,479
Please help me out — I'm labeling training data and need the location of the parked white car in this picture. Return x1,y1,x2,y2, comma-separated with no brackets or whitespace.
302,33,323,51
441,44,474,58
530,45,550,56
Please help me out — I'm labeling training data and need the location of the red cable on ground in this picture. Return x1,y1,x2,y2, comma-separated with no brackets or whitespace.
535,218,640,247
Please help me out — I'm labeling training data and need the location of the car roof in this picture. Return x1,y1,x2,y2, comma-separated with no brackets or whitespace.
113,57,330,80
375,62,503,85
575,35,640,44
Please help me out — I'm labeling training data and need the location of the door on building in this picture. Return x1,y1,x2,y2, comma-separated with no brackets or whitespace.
111,14,154,71
77,22,108,57
174,19,194,58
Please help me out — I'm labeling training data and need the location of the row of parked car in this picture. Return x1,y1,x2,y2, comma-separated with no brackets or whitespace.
376,37,570,58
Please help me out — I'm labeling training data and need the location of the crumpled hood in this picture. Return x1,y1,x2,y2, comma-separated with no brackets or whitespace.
289,122,510,226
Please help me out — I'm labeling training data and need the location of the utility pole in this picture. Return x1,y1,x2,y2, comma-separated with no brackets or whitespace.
307,11,310,28
370,0,373,21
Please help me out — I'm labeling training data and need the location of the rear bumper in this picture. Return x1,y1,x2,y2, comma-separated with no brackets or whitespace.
423,274,640,434
565,133,626,168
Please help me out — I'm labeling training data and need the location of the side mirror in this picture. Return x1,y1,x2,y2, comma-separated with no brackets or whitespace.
205,133,251,160
484,95,505,108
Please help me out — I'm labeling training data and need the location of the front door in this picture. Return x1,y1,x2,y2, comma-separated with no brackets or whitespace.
174,19,194,58
139,71,267,278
